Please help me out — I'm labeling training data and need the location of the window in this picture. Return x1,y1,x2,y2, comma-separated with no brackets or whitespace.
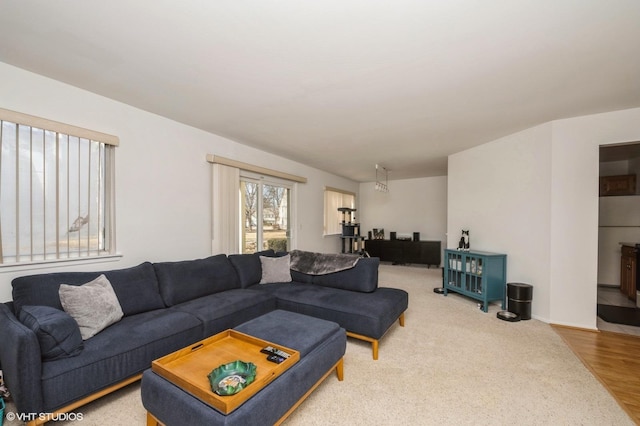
241,174,292,254
0,108,118,265
324,187,355,236
208,155,304,255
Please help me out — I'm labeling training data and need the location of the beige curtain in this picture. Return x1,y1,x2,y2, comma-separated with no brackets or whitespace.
211,163,240,255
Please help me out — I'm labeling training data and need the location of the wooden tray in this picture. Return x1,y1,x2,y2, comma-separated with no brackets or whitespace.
152,329,300,414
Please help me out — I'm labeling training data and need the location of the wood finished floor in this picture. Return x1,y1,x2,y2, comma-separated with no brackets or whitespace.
553,325,640,424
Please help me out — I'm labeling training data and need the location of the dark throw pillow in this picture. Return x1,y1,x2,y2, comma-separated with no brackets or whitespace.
228,250,276,288
19,305,83,360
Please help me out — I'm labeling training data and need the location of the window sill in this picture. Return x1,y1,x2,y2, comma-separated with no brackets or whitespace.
0,253,124,273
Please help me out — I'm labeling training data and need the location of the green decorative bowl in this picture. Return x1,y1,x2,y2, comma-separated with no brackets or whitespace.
208,360,257,396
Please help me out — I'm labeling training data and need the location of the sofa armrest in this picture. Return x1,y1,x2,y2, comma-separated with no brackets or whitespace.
0,303,44,415
310,257,379,293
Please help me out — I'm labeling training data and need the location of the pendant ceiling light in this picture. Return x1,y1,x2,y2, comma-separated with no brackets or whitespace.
375,164,389,193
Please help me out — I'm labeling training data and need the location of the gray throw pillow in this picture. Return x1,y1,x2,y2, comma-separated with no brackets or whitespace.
59,274,124,340
259,254,292,284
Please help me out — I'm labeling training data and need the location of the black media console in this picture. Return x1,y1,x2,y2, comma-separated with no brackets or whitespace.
365,239,441,267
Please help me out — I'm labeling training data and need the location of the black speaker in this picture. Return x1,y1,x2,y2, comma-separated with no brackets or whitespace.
413,232,420,242
390,232,396,240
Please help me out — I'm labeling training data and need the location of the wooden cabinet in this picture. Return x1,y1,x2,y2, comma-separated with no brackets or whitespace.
600,175,636,196
365,239,441,267
620,244,638,301
443,249,507,312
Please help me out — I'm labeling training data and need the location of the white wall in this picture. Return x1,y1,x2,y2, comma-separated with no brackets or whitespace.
550,108,640,328
448,123,553,321
448,107,640,329
0,62,358,302
359,176,448,261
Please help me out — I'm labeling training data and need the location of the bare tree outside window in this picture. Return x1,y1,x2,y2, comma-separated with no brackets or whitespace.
241,178,290,254
264,185,286,230
243,182,257,231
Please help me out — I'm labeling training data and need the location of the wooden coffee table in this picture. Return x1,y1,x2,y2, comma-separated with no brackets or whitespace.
151,329,300,415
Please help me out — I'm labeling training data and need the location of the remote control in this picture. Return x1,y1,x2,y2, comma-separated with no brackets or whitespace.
260,346,290,359
266,354,286,364
272,348,290,359
260,346,276,355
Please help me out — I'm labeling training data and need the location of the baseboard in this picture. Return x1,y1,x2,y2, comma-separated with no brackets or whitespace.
597,284,619,288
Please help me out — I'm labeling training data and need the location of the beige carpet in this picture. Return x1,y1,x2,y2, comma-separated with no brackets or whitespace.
3,264,633,425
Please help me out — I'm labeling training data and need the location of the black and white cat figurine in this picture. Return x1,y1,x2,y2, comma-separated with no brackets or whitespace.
457,230,470,251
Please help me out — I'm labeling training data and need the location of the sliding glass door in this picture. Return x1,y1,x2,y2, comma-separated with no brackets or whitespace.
240,175,291,254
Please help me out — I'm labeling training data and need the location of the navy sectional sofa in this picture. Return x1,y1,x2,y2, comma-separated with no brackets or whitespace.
0,251,408,424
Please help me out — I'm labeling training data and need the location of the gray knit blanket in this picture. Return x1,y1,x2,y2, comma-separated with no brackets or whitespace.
289,250,360,275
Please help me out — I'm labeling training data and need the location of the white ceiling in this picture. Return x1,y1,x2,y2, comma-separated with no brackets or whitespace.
1,1,639,182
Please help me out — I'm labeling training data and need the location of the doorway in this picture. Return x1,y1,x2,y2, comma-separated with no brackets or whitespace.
240,176,291,254
597,142,640,336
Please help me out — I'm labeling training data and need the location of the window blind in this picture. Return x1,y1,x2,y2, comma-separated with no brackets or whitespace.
0,108,117,265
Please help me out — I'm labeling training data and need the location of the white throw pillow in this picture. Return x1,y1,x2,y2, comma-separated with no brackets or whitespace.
59,274,124,340
259,254,292,284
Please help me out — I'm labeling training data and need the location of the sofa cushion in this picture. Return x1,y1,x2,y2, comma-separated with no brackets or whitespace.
154,254,240,306
170,289,277,336
229,250,275,288
39,308,203,412
259,254,292,284
18,305,83,360
59,275,124,340
99,262,166,315
268,283,408,339
290,270,314,283
11,262,164,317
311,257,379,293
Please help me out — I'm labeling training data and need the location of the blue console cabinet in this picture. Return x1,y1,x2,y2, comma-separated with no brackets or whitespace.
443,249,507,312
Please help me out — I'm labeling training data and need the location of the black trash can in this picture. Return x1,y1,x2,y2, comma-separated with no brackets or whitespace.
507,283,533,320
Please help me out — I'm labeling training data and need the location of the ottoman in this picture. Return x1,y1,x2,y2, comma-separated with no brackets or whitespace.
141,310,346,425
